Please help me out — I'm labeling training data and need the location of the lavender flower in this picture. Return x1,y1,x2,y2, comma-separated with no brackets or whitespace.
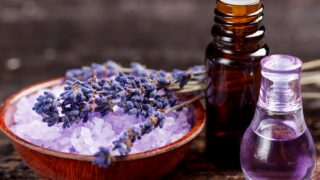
93,147,113,168
60,80,94,128
33,92,60,126
172,69,191,88
66,60,120,81
131,62,148,77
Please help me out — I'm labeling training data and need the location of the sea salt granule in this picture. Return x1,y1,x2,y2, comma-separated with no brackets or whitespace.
9,86,193,156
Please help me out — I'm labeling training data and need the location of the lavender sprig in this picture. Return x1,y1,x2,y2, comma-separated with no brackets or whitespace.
93,94,204,168
93,147,113,168
33,92,60,126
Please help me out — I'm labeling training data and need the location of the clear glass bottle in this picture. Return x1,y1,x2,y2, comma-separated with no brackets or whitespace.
205,0,269,168
240,55,317,180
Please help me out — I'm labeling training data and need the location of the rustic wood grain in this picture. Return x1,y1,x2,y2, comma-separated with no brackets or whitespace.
2,134,320,180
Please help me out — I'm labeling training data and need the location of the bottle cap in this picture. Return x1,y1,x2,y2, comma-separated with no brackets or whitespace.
259,54,303,112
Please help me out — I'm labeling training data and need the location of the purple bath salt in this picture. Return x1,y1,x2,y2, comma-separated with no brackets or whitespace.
240,55,316,179
9,86,193,156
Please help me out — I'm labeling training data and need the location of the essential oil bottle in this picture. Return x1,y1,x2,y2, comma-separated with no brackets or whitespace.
205,0,269,168
240,55,316,180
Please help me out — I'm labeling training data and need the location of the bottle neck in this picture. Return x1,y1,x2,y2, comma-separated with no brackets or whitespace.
258,73,302,113
212,0,265,52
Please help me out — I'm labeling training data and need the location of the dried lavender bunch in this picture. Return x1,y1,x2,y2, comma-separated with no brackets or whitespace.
33,60,205,168
34,75,170,128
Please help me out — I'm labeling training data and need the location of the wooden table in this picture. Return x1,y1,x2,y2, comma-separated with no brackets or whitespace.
1,128,320,179
1,0,320,179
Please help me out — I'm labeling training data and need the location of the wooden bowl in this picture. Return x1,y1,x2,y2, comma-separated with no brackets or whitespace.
0,79,205,180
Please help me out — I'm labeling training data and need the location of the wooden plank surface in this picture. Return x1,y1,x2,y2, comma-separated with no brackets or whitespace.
1,132,320,179
1,0,320,179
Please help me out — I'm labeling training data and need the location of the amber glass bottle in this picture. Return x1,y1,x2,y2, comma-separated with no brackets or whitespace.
205,0,269,169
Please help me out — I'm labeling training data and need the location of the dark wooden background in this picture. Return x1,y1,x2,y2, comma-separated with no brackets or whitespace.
1,0,320,179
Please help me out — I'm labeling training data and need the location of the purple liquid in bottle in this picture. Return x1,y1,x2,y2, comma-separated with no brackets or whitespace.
240,55,316,180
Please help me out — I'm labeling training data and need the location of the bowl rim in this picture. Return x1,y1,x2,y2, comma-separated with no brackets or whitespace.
0,78,206,162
